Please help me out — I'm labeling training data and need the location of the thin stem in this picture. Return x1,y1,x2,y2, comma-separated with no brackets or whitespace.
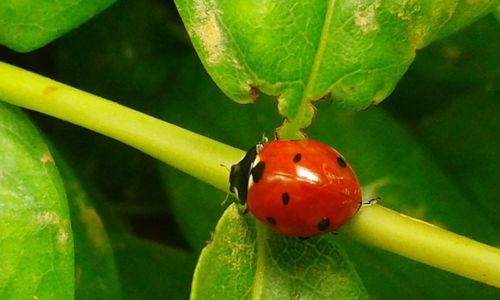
0,61,499,288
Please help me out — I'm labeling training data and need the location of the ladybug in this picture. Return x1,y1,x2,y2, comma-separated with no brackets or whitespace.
229,139,362,238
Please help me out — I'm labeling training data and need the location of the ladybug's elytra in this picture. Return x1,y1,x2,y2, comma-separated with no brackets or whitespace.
229,139,362,238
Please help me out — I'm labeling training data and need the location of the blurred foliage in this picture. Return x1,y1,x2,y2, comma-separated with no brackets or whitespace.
0,0,498,299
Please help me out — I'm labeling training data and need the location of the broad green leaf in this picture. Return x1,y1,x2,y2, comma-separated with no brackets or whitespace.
191,205,367,299
174,0,497,137
54,151,123,300
0,103,73,299
0,0,116,52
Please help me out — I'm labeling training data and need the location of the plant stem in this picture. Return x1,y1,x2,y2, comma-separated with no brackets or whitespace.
341,204,500,288
0,61,499,288
0,61,242,192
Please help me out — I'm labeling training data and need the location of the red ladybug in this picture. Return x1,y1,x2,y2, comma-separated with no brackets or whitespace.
229,139,362,238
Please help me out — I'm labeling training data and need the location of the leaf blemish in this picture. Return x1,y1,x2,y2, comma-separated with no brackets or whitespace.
40,151,54,163
36,212,71,250
193,1,225,64
58,222,70,246
37,211,60,226
354,1,381,33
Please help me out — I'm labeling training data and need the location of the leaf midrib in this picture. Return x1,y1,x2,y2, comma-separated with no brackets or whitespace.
304,0,336,99
280,0,337,136
250,223,268,300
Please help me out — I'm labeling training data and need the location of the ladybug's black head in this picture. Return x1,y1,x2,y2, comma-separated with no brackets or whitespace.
229,145,258,205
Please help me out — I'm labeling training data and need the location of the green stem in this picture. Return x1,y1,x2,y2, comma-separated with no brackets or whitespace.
0,61,241,192
0,61,499,288
341,204,500,288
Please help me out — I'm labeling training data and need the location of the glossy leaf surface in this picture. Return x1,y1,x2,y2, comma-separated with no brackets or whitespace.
0,103,73,299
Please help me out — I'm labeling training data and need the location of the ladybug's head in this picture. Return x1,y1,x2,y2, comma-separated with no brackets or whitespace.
229,145,258,205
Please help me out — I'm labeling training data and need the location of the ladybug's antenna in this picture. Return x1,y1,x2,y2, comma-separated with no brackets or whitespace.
261,133,269,144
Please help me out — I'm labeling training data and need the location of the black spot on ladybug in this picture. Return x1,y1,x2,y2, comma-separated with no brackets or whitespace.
292,153,302,163
266,216,277,225
317,217,330,231
282,192,290,205
251,161,265,183
336,156,347,168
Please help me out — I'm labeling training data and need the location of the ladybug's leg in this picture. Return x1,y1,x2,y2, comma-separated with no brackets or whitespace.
362,196,380,206
355,196,380,212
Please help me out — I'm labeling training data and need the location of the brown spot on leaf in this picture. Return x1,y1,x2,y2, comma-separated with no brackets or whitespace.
250,85,259,102
40,152,54,163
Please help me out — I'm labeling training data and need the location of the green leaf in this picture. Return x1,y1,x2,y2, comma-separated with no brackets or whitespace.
0,0,116,52
54,151,123,300
0,103,73,299
174,0,497,137
191,204,367,299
